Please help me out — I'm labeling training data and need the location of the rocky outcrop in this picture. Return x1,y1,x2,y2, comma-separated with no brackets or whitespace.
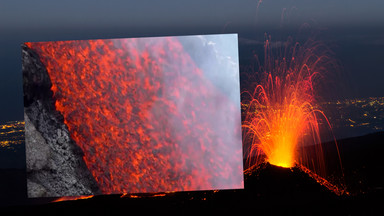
22,45,100,197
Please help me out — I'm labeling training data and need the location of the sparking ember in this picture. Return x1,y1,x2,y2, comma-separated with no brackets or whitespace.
24,35,243,196
242,36,342,180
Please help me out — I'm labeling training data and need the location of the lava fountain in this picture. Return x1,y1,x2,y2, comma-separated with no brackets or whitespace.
242,35,340,176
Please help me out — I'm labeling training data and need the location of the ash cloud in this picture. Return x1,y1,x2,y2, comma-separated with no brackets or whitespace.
118,34,243,189
178,34,240,105
170,34,243,189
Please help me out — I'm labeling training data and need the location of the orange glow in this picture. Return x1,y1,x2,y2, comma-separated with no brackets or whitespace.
119,192,172,198
25,37,243,194
243,73,320,169
296,164,347,196
53,195,94,202
242,37,340,177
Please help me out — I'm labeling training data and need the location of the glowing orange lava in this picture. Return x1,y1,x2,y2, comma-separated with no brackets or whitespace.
53,195,94,202
25,36,243,194
242,36,338,176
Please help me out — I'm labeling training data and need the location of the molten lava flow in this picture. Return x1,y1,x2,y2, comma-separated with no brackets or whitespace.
26,36,243,194
296,164,347,196
53,195,94,202
242,36,338,176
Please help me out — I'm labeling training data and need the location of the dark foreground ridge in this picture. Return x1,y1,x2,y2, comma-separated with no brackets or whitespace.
2,160,383,215
1,132,383,214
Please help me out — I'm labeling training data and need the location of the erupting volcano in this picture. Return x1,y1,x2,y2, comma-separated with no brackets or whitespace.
24,35,243,195
242,36,342,179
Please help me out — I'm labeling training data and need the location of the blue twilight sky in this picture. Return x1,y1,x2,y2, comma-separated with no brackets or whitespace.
1,0,384,122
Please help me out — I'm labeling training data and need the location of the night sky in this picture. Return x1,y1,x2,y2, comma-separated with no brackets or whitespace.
1,0,384,123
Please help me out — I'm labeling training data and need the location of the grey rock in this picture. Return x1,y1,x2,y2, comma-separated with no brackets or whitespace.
27,179,47,197
25,113,50,171
22,44,100,197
